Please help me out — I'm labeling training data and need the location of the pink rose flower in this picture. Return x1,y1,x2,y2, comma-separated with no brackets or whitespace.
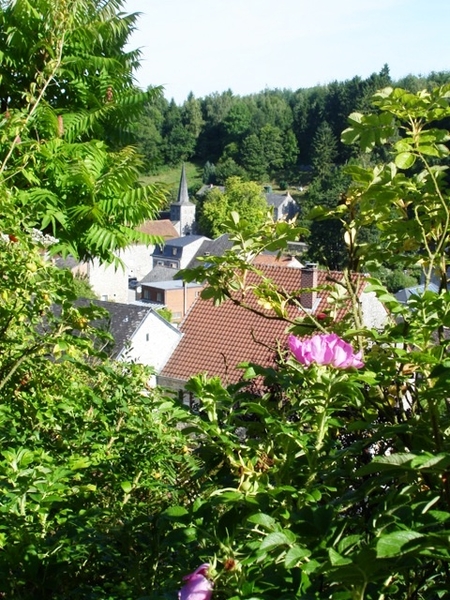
179,563,213,600
288,333,364,369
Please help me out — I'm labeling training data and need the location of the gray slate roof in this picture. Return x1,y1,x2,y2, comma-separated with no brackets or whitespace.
71,299,155,358
196,184,225,196
159,235,207,248
64,298,160,359
395,283,440,304
141,266,178,284
153,235,209,259
142,280,203,291
265,193,290,208
183,234,233,271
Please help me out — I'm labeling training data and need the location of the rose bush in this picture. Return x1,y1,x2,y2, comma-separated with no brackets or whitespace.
163,85,450,600
288,332,364,368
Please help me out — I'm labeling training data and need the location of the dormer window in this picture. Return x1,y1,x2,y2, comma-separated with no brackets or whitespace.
172,248,177,256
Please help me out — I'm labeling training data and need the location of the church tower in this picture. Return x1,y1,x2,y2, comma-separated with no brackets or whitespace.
170,163,196,236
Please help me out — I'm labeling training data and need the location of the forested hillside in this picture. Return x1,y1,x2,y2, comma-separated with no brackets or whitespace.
133,66,450,188
134,67,450,282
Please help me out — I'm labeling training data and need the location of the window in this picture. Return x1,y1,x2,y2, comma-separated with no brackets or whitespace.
145,333,150,342
172,247,177,256
156,292,163,302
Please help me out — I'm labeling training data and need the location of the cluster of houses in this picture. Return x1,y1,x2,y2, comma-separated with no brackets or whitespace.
58,166,389,396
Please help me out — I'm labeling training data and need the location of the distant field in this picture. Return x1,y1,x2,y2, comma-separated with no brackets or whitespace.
140,162,203,192
140,162,303,201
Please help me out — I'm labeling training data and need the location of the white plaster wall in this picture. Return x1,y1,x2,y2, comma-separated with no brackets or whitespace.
119,244,155,280
80,244,155,303
361,289,388,330
117,312,182,386
88,258,129,303
179,237,210,269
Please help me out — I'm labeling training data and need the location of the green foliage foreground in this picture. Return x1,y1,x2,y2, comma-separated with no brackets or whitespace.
2,3,450,598
3,84,450,599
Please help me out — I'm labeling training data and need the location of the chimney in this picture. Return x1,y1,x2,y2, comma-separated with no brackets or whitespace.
300,262,318,309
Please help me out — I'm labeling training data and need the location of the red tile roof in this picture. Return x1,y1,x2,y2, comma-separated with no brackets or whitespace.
252,254,302,267
160,265,365,386
137,219,179,239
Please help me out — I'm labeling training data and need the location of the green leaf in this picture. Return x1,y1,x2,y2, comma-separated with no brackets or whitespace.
395,151,416,169
162,506,189,518
376,530,423,557
329,548,353,566
120,481,132,493
259,531,294,552
284,545,311,568
247,513,277,530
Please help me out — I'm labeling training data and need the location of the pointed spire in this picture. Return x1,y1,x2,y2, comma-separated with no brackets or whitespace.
176,163,191,205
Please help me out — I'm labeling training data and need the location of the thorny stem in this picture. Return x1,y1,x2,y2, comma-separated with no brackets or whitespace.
343,268,365,352
352,583,367,600
306,372,332,482
409,120,450,289
0,343,44,392
0,13,68,175
427,394,450,509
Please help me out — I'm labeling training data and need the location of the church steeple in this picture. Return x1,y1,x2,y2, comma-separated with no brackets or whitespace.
170,163,196,235
176,162,190,205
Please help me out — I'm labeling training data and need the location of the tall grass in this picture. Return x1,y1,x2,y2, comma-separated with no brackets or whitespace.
140,162,203,192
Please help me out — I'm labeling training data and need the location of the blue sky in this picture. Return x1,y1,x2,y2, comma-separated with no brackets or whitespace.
124,0,450,104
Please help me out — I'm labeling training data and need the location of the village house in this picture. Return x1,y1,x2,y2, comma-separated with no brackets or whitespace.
63,219,179,304
151,235,210,271
157,264,387,401
264,188,299,221
137,279,204,324
76,299,182,386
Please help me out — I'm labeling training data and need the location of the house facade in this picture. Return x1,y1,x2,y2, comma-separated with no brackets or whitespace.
151,235,210,271
82,299,182,386
68,220,179,304
139,280,204,324
265,191,299,221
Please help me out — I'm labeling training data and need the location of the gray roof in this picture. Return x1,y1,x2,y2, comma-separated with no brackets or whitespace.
265,192,294,208
196,184,225,196
131,299,168,310
141,266,178,284
142,280,203,291
72,299,154,359
153,235,209,259
395,283,439,304
172,163,194,206
160,235,207,248
183,234,233,270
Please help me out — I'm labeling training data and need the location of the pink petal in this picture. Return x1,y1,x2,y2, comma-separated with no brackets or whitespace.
288,334,308,365
179,564,213,600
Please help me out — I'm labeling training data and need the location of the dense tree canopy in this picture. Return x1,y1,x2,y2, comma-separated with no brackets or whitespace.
135,67,450,186
197,176,269,238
